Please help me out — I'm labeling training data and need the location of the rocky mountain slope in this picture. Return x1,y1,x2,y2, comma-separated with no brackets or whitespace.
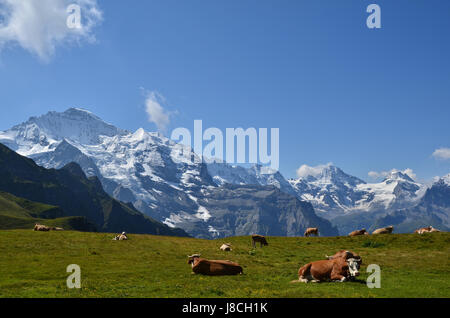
0,143,188,236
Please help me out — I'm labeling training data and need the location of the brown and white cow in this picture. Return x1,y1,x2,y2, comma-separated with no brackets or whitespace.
414,226,432,234
34,224,51,231
220,243,232,251
348,229,368,236
294,257,360,283
251,234,268,248
304,227,319,237
415,226,440,234
325,250,362,265
372,225,394,235
113,232,128,240
187,254,243,276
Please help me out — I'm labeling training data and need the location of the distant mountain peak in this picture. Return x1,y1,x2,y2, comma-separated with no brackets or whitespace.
383,170,415,183
435,173,450,187
293,163,365,186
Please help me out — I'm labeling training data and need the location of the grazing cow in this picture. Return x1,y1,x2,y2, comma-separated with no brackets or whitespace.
251,234,268,248
220,243,232,251
304,227,319,237
187,254,243,276
294,257,360,283
325,250,362,265
113,232,128,240
34,224,50,231
348,229,368,236
372,225,394,235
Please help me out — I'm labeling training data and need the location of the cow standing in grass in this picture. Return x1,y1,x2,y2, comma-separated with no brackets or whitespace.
251,234,268,248
187,254,243,276
304,228,319,237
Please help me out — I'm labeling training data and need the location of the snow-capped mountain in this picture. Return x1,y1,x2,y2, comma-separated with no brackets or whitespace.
1,108,446,236
368,173,450,233
287,164,425,217
0,108,127,156
0,108,338,238
207,163,297,197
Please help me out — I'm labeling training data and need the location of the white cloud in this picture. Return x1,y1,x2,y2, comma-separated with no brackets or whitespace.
432,147,450,160
368,168,416,180
144,91,175,132
0,0,102,61
368,171,382,179
296,163,333,179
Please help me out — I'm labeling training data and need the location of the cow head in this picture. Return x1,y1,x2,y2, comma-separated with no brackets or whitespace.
187,254,201,266
343,251,363,265
346,258,360,277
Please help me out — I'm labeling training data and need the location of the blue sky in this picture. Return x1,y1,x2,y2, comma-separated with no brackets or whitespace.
0,0,449,181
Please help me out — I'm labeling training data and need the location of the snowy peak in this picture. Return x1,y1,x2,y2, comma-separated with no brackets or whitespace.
382,170,415,183
288,164,429,215
293,163,366,187
439,173,450,187
0,108,128,155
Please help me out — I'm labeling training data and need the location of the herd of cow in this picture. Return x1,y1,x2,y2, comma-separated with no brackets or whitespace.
186,233,363,282
32,223,442,283
186,225,442,282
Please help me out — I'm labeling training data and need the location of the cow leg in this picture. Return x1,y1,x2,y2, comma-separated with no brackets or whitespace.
299,276,309,283
331,273,347,282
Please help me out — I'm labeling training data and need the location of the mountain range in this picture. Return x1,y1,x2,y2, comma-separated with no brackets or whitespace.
0,142,188,236
0,108,448,236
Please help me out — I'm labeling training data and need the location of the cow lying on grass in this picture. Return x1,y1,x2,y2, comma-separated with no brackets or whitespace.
349,229,368,236
34,224,64,231
293,257,360,283
187,254,243,276
220,243,232,251
34,224,50,231
372,225,394,235
414,226,440,234
113,232,128,240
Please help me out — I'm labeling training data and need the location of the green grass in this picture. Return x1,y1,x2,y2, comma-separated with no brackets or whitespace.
0,192,95,231
0,230,449,298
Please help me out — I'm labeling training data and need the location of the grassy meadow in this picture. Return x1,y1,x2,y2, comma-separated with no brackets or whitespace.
0,230,449,298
